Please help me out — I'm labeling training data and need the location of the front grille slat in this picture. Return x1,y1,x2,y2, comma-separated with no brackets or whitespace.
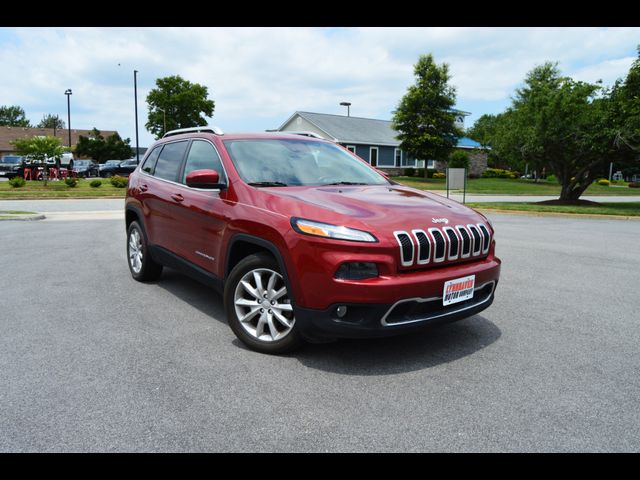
477,223,491,254
443,227,459,260
428,228,446,262
467,224,482,256
394,231,414,266
412,229,430,264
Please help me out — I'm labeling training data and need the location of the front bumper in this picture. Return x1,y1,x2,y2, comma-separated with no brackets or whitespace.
294,280,497,342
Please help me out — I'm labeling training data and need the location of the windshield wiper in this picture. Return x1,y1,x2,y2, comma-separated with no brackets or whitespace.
248,181,288,187
321,181,369,186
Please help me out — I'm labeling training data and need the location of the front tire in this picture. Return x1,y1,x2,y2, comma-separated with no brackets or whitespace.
127,220,163,281
224,253,304,354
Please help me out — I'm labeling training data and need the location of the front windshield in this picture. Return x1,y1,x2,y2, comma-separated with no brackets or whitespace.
1,156,21,164
223,139,389,187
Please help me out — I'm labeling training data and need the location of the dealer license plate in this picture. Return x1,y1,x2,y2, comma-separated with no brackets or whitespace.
443,275,475,306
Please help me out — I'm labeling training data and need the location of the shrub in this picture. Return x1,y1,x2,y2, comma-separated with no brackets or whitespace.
8,176,26,188
416,168,425,178
448,150,470,169
110,175,128,188
403,167,415,177
90,179,102,188
64,177,78,188
433,172,446,179
597,179,610,186
426,169,437,179
629,182,640,188
546,174,557,183
481,168,515,179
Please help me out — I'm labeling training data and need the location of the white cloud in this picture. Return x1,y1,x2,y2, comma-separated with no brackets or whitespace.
0,27,638,146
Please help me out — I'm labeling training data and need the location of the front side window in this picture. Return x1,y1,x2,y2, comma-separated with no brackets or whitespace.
153,141,188,181
182,140,226,184
223,139,389,187
141,146,161,174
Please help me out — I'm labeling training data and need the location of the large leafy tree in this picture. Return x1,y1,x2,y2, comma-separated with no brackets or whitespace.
145,75,215,139
12,135,64,185
392,54,462,177
0,105,31,127
37,114,65,129
487,61,636,200
75,128,132,163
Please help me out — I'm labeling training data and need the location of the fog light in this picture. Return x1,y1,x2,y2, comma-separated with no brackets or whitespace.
334,262,378,280
336,305,348,318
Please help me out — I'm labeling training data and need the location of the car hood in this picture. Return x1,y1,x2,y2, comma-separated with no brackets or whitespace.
256,184,486,236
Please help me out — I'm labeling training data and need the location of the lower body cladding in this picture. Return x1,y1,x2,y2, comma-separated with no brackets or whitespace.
292,261,500,342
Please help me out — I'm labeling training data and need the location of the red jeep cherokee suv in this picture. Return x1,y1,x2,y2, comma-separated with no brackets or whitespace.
125,126,501,354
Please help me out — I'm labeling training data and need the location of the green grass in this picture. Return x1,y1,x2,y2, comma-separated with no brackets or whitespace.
0,179,127,199
0,210,35,214
393,176,640,196
467,202,640,217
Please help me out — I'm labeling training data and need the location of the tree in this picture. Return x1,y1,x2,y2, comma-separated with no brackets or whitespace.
12,135,64,185
392,54,462,178
37,114,65,129
0,105,31,127
447,150,470,170
145,75,215,138
75,128,132,163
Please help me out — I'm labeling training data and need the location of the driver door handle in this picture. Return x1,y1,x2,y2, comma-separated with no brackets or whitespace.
138,184,148,192
171,193,184,203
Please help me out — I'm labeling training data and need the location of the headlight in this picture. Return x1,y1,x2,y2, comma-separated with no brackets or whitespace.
291,217,377,243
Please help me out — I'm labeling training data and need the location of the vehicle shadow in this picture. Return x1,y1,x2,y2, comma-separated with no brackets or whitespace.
154,269,501,376
291,315,501,376
154,268,226,323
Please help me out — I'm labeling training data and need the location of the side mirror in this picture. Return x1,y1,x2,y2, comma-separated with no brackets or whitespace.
186,169,226,189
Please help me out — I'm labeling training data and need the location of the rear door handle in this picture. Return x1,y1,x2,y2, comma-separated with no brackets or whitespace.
171,193,184,202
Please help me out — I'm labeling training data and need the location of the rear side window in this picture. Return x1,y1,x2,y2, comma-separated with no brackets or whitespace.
182,140,226,184
141,146,161,174
153,141,188,182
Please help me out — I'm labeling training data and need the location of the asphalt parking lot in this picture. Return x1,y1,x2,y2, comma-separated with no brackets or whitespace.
1,213,639,452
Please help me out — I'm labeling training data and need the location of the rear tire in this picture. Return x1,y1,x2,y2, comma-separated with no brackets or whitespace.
127,220,163,281
224,253,304,354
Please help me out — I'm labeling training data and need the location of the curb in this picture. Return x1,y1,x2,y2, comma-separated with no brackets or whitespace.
0,213,46,221
474,208,640,221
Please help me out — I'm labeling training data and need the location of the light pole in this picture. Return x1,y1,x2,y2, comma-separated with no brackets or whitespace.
64,89,72,147
134,70,140,164
157,107,167,136
340,101,351,117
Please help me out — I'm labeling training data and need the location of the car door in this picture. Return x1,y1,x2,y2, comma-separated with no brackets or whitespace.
171,139,229,274
139,140,190,255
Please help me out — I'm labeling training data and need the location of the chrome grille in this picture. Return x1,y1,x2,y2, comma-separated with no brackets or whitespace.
395,223,491,268
428,228,446,263
412,229,430,264
457,226,471,258
394,231,414,266
468,224,482,256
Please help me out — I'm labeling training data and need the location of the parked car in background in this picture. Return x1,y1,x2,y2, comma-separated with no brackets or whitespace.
72,159,99,178
99,160,123,177
0,155,23,178
100,158,137,177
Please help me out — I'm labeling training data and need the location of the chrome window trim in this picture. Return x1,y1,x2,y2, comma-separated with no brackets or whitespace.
380,281,496,327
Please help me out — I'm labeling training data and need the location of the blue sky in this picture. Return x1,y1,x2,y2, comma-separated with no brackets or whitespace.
1,27,638,148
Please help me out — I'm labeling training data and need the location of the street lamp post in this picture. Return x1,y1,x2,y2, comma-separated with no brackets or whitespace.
64,89,72,147
134,70,140,164
340,101,351,117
